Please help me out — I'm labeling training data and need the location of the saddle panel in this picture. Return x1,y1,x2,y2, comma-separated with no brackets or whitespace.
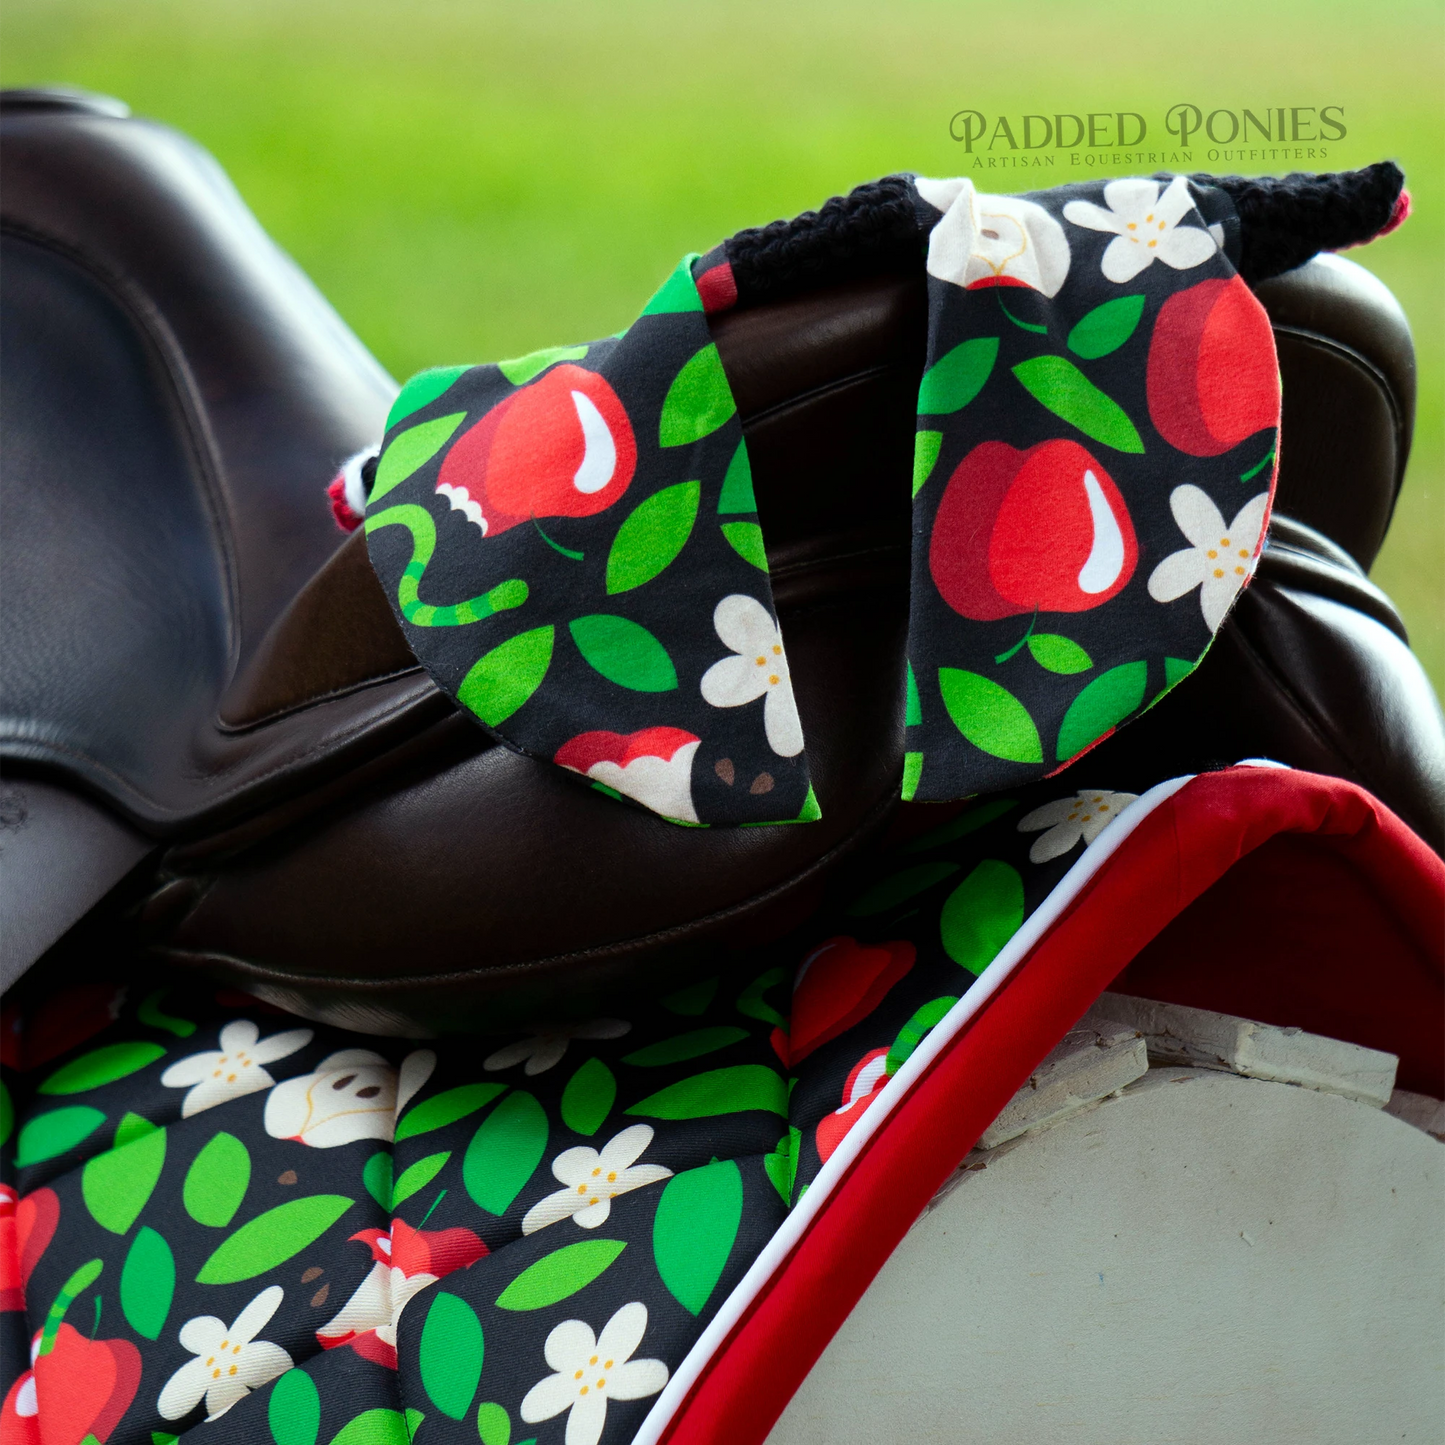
0,232,231,782
0,92,418,831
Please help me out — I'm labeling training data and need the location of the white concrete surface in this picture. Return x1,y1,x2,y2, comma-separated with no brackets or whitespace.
1096,992,1398,1106
977,1016,1148,1150
767,1067,1444,1445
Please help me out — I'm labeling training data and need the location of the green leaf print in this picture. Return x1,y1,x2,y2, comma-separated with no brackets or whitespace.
886,996,959,1073
362,1153,393,1212
328,1409,413,1445
196,1196,355,1284
496,344,588,386
1055,661,1148,761
475,1402,512,1445
496,1238,627,1311
606,481,700,594
371,412,467,504
901,750,924,802
904,798,1017,852
39,1041,165,1095
1027,634,1093,675
396,1083,506,1143
463,1091,548,1214
560,1058,616,1137
653,1160,743,1315
659,343,737,447
938,669,1043,764
391,1151,451,1208
115,1112,160,1149
569,615,678,691
268,1367,322,1445
905,660,923,726
120,1226,175,1341
82,1121,166,1234
718,440,755,513
622,1027,748,1067
846,861,960,918
1011,356,1144,453
420,1291,484,1419
735,967,789,1030
626,1065,787,1120
720,521,768,571
138,988,196,1038
662,976,718,1016
1066,294,1146,359
639,254,704,316
457,626,555,726
386,366,469,430
1164,655,1197,688
763,1131,800,1208
912,430,944,499
918,337,999,415
939,860,1025,975
14,1105,106,1167
183,1131,250,1228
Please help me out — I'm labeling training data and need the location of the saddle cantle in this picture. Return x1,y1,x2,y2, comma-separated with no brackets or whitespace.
2,90,1441,1028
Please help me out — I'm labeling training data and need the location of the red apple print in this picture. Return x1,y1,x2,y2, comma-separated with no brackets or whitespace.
816,1047,893,1163
930,439,1138,620
0,984,124,1071
0,1187,59,1312
435,364,636,536
1147,275,1279,456
24,1323,141,1445
783,938,916,1067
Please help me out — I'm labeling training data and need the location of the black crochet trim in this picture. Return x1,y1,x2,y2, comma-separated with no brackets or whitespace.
724,163,1404,304
726,174,922,306
1199,162,1404,285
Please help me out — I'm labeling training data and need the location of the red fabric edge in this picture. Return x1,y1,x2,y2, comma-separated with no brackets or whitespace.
660,767,1444,1445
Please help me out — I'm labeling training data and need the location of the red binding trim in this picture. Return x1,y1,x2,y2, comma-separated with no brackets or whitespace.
695,262,739,315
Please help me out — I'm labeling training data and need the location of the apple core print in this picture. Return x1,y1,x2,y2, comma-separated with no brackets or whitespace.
435,364,637,539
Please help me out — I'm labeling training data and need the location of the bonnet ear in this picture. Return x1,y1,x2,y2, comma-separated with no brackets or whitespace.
708,161,1408,306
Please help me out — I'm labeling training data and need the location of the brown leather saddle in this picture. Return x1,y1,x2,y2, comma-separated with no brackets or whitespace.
3,89,1441,1028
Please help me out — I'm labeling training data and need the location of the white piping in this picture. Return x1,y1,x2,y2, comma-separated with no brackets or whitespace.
632,771,1197,1445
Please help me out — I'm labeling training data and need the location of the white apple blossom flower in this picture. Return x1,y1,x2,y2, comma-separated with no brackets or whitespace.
915,176,1071,297
263,1049,398,1148
484,1019,631,1076
1017,790,1140,863
1148,486,1271,631
157,1285,292,1422
700,595,805,758
160,1019,313,1119
520,1302,668,1445
522,1125,672,1235
1063,176,1218,283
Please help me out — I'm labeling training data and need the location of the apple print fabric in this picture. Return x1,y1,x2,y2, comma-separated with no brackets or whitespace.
362,174,1278,825
1,768,1166,1445
904,174,1278,802
364,258,817,828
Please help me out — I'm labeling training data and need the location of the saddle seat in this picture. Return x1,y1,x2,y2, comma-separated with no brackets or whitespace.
1,90,1441,1030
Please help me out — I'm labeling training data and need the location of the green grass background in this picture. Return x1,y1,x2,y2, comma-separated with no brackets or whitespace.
4,0,1441,688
